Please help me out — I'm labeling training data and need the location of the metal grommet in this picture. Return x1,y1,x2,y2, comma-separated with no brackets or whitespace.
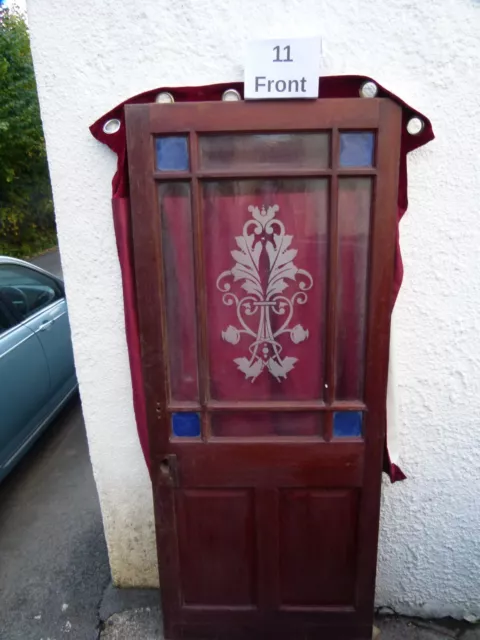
407,117,424,135
155,92,175,104
222,89,242,102
359,81,378,98
103,118,121,134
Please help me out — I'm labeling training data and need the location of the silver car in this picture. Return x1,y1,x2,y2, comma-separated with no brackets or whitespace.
0,257,77,481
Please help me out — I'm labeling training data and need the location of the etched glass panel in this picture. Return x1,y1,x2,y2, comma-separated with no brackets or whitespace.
203,179,328,402
159,183,199,401
211,412,323,437
199,133,330,171
335,178,372,400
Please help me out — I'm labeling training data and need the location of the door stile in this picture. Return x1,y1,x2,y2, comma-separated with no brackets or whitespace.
354,100,402,617
126,104,170,460
126,103,184,631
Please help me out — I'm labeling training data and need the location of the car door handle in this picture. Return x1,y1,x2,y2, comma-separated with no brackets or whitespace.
38,319,54,332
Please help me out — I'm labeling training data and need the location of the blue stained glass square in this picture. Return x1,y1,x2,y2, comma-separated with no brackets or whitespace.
172,412,200,437
156,136,189,171
339,132,374,167
333,411,363,437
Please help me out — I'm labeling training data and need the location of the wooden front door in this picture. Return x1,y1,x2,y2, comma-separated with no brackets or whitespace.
126,98,401,640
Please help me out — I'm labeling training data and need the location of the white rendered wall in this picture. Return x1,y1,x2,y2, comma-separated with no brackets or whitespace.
27,0,480,618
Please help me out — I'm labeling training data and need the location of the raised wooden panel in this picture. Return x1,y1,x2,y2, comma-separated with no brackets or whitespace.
176,490,256,606
173,442,364,488
279,489,359,606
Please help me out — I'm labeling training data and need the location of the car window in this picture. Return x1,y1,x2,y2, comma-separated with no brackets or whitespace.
0,264,63,323
0,301,13,335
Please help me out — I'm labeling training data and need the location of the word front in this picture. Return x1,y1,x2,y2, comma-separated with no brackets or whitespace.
255,76,308,94
245,36,321,100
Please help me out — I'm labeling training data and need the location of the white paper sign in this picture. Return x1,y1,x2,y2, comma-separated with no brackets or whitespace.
244,37,321,100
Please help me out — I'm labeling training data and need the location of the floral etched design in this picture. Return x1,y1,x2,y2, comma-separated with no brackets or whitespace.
216,204,313,382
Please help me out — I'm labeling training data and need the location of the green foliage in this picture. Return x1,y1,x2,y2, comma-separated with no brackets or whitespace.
0,6,56,257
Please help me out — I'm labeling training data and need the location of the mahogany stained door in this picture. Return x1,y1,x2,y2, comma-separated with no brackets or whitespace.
126,99,402,640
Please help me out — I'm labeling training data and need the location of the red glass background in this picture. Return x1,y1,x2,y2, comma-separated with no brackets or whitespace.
202,179,328,404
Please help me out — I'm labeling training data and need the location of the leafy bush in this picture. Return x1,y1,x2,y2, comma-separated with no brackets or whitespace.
0,6,56,257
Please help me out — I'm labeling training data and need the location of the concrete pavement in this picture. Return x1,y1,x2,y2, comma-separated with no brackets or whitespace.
96,603,478,640
0,399,110,639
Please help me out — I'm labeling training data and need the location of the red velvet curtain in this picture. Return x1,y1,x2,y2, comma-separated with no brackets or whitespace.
90,76,434,482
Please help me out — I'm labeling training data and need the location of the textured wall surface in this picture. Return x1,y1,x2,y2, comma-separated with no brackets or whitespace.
27,0,480,617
